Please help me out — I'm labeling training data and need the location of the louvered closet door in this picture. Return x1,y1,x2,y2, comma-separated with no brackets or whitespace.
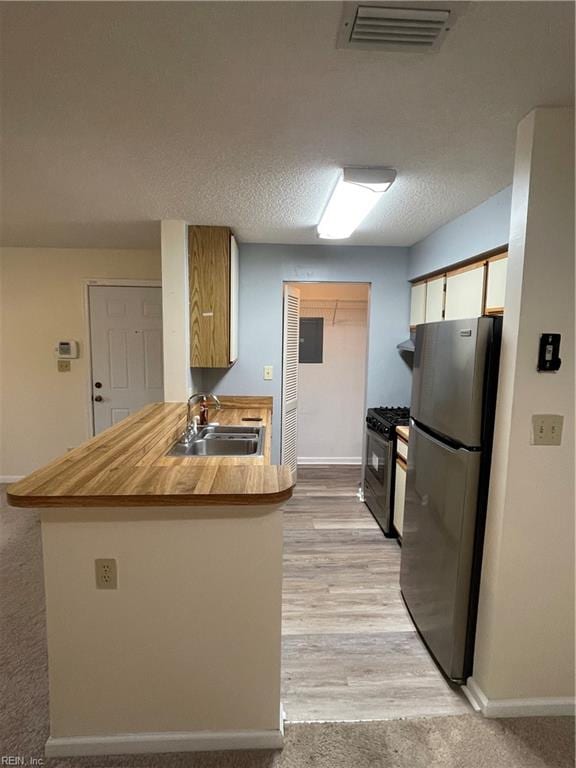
281,285,300,481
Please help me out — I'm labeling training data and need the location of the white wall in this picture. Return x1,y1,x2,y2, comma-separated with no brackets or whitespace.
0,248,161,477
161,220,193,401
295,283,369,463
471,108,574,712
0,255,4,480
41,504,283,751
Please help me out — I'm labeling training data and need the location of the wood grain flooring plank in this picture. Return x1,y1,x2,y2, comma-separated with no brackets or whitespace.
281,466,470,721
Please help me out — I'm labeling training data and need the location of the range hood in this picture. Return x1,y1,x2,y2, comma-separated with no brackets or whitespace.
397,332,416,353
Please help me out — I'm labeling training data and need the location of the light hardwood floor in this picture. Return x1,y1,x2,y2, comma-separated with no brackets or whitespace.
281,466,470,721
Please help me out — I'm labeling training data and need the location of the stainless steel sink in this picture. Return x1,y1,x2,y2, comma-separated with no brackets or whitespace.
167,425,265,457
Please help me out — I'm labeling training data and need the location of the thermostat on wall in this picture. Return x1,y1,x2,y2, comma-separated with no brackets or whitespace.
55,340,79,359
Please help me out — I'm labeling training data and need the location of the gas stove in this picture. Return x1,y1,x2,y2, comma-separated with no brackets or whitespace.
366,406,410,439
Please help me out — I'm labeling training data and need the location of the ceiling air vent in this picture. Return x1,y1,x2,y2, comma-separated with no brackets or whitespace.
337,3,456,53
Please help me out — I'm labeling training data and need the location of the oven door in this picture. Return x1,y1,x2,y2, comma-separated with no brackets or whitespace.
364,428,394,534
365,428,390,489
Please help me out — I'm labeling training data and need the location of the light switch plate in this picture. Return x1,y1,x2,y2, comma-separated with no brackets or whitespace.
263,365,273,381
531,414,564,446
57,359,71,372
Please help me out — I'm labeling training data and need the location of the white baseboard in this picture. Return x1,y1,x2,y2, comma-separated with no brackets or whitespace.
462,680,482,712
297,457,362,465
465,677,575,718
45,728,284,758
0,475,24,483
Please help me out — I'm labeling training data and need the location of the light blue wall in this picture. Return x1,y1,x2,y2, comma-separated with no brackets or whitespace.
200,244,412,462
408,186,513,280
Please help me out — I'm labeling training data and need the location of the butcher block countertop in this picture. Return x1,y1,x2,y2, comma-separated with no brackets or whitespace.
396,425,410,442
8,397,295,508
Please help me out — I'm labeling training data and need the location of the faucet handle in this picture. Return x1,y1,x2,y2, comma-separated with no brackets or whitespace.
199,398,209,425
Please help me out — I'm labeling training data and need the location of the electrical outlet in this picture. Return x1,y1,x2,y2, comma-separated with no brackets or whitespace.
531,414,564,446
263,365,273,381
95,558,118,590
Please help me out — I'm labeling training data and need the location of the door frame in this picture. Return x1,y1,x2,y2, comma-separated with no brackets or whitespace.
281,280,372,468
82,278,162,437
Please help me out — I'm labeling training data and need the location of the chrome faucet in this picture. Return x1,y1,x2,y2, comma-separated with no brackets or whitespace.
180,393,222,445
187,392,222,425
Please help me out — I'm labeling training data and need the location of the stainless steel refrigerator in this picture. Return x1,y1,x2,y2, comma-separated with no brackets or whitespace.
400,316,501,684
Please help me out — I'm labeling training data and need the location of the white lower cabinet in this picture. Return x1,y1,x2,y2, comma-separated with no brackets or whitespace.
394,457,407,538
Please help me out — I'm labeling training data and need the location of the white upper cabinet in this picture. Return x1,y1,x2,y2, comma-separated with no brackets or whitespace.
425,276,445,322
410,249,507,329
410,282,427,327
485,255,508,314
444,264,485,321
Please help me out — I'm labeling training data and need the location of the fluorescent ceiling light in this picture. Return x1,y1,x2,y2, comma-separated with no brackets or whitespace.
317,167,397,240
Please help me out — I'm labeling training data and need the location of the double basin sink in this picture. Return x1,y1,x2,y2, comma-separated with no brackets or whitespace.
167,424,265,457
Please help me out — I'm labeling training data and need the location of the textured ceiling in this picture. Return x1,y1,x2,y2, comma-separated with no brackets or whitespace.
0,1,573,249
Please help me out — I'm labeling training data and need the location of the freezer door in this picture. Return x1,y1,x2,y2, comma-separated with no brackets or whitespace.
400,422,481,682
411,317,493,447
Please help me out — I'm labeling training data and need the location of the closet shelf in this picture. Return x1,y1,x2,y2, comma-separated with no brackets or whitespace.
300,299,368,325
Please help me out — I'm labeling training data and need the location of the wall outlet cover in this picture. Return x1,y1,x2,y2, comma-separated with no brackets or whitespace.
95,558,118,589
263,365,273,380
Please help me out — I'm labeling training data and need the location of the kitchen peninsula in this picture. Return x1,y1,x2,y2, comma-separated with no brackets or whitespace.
8,396,293,758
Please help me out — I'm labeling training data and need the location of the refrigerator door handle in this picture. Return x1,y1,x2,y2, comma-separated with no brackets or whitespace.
411,420,476,455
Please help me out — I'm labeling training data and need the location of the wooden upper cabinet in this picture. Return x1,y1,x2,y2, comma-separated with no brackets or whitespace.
189,225,239,368
425,275,445,322
410,282,427,328
444,263,485,321
485,253,508,315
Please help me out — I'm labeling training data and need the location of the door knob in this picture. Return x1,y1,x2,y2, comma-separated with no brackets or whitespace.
94,395,103,402
94,381,102,389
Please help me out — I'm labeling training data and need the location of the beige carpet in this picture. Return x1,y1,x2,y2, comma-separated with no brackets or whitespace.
1,494,574,768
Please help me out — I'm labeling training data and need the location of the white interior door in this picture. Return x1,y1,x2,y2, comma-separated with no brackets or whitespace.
281,285,300,480
89,285,164,434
